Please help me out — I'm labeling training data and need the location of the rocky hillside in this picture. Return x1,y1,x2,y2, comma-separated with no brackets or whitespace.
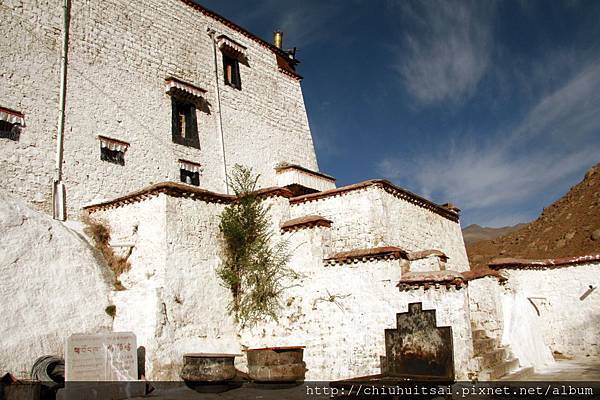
467,163,600,269
462,223,528,245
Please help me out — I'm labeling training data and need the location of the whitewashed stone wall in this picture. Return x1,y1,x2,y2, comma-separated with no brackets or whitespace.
0,0,63,214
380,190,468,272
0,190,113,377
86,189,475,380
90,194,176,376
276,167,336,192
290,186,469,271
0,0,318,217
89,194,238,379
409,256,445,272
498,288,555,369
157,194,240,379
468,277,554,370
468,277,506,339
290,187,384,255
499,263,600,358
468,264,600,371
241,225,475,380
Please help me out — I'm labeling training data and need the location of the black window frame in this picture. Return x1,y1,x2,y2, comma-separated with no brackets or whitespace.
0,120,21,141
100,146,126,166
171,97,200,149
223,53,242,90
180,169,200,186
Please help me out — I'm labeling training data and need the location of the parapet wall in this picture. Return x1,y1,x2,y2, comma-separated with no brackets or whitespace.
83,182,474,380
289,183,468,271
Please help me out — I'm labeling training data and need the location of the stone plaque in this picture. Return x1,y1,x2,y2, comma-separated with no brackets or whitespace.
384,303,454,380
65,332,137,381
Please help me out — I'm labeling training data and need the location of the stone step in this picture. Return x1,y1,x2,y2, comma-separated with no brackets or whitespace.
490,358,520,380
478,347,509,369
499,366,535,381
474,337,497,354
470,310,489,317
472,329,488,340
479,321,501,332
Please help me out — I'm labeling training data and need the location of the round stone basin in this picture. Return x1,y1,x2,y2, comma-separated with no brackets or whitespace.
180,353,239,384
245,346,306,383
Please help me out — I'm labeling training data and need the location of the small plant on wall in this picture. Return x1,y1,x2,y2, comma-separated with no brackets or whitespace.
218,164,296,326
82,215,130,290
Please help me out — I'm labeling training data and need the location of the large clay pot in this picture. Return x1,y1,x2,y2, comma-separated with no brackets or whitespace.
180,353,238,384
246,346,306,382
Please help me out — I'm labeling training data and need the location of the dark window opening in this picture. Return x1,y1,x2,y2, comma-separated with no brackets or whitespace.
284,184,320,197
223,54,241,90
180,169,200,186
0,121,21,141
171,98,199,148
101,147,125,166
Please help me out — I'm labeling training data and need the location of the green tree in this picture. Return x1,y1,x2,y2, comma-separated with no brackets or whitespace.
218,165,296,326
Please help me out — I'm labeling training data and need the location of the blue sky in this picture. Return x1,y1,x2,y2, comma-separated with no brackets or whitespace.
198,0,600,227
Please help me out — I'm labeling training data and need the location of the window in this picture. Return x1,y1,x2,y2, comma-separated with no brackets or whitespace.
180,169,200,186
171,98,200,148
0,121,21,141
99,136,129,166
179,160,201,186
0,106,24,141
216,35,246,90
223,54,241,90
101,147,125,165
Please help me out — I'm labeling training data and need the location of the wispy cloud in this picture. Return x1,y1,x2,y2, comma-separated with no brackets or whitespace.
378,58,600,226
226,0,349,48
391,0,496,105
275,3,342,48
515,60,600,143
379,145,596,210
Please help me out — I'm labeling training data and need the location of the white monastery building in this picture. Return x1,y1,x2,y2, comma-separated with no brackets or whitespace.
0,0,598,382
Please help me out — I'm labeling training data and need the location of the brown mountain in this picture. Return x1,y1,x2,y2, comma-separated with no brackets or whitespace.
462,223,529,245
467,162,600,269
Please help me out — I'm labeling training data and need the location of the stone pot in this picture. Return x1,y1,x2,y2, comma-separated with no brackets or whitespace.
180,353,238,384
246,346,306,382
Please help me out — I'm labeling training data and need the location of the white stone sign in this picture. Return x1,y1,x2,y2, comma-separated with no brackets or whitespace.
65,332,137,381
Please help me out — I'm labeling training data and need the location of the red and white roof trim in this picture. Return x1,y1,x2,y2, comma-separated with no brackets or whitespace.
98,135,129,152
165,78,207,99
216,34,247,57
0,106,24,126
179,159,202,173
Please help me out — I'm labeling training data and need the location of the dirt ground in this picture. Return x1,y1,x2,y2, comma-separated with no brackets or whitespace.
505,357,600,381
131,359,600,399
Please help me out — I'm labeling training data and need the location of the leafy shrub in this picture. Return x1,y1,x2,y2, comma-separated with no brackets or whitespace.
218,165,296,326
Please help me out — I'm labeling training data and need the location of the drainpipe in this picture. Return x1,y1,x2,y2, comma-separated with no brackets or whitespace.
207,28,229,194
53,0,71,220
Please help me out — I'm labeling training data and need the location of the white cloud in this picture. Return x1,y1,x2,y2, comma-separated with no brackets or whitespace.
380,146,596,210
393,0,496,105
378,59,600,225
515,60,600,143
